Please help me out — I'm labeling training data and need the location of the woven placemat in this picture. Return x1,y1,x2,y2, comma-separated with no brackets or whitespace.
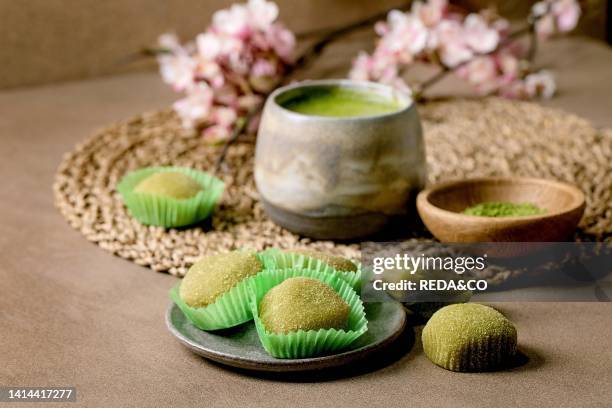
53,98,611,282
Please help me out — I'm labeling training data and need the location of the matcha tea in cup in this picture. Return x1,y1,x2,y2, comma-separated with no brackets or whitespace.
279,85,403,118
255,79,426,239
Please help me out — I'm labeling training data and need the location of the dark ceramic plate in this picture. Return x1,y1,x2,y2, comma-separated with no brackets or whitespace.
166,301,406,372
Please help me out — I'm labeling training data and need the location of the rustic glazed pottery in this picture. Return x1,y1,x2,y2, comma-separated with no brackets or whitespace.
255,79,425,239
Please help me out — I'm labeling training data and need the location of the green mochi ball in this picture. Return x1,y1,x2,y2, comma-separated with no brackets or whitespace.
288,249,358,272
180,252,263,308
422,303,517,372
134,171,202,199
259,277,350,334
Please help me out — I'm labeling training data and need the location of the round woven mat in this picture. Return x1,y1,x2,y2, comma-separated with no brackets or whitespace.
53,98,612,281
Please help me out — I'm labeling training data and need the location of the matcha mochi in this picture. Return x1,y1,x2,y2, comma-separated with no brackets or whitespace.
288,249,358,273
180,252,263,308
422,303,517,372
134,171,202,199
259,277,350,334
117,166,224,228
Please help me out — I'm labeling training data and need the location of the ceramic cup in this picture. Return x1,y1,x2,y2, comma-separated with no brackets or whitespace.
255,79,426,239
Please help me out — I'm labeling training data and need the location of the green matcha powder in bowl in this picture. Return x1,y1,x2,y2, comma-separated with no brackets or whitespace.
463,202,545,217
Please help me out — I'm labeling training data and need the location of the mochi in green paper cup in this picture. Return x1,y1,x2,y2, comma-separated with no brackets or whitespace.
169,251,264,331
258,248,362,292
117,166,224,228
249,265,368,359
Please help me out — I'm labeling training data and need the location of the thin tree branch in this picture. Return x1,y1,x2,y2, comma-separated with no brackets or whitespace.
214,108,260,174
296,26,336,40
527,26,538,62
414,24,535,100
287,2,410,77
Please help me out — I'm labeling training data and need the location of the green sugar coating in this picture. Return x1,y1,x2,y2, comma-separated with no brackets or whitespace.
134,172,203,199
463,201,545,217
259,277,350,334
422,303,517,372
288,249,358,272
280,86,402,117
180,252,262,308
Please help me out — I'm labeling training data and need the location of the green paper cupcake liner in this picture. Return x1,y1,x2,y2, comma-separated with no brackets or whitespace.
169,251,265,331
258,248,362,292
116,166,224,228
249,265,368,359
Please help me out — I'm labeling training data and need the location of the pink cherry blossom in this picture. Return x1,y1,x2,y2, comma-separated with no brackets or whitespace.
387,77,412,96
438,41,473,67
251,58,278,77
457,56,498,94
212,4,250,37
498,70,557,100
157,0,295,141
412,0,447,27
158,33,183,54
552,0,581,32
210,107,238,127
173,84,214,128
535,14,556,38
194,59,224,89
266,25,296,63
492,18,511,37
202,124,232,143
499,80,530,99
380,10,428,61
462,14,500,54
349,51,397,83
531,1,550,19
158,53,196,92
433,20,473,67
349,52,374,81
196,33,221,59
247,0,279,30
496,52,520,80
525,70,556,98
458,56,496,84
533,0,580,37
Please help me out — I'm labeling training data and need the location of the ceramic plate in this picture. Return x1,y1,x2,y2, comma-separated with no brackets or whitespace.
166,301,406,372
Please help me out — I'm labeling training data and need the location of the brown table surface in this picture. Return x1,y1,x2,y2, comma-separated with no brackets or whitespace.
1,36,611,408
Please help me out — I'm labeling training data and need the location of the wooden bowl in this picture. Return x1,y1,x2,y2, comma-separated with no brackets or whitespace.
416,177,585,243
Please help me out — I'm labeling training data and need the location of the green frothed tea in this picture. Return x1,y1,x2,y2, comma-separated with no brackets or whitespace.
279,85,403,118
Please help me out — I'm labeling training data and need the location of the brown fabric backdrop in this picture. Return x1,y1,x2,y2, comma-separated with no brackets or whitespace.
0,0,607,89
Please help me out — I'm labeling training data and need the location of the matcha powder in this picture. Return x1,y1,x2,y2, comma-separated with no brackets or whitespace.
463,201,545,217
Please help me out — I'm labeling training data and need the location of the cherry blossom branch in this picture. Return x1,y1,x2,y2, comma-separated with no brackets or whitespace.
527,25,538,63
214,108,260,173
414,25,534,100
156,0,580,172
350,0,580,100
